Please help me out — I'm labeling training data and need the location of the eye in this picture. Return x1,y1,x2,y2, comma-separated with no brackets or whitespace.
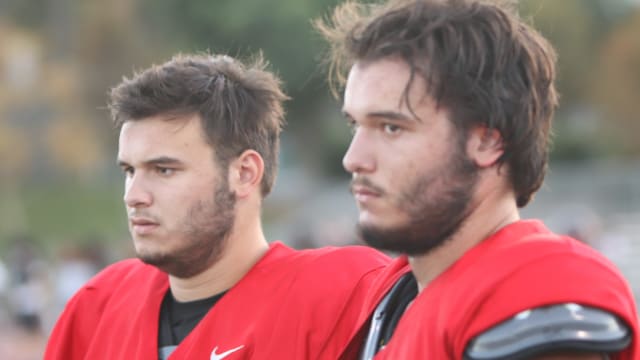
347,118,359,135
121,166,134,177
156,167,175,176
383,123,402,135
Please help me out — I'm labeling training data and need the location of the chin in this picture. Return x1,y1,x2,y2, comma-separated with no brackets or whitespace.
357,221,450,256
134,241,169,263
137,250,184,275
358,212,403,231
136,249,166,265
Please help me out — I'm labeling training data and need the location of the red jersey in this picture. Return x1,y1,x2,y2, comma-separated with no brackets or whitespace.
358,220,639,359
45,242,390,360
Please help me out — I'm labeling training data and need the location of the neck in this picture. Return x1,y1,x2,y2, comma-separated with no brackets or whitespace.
409,183,519,292
169,210,269,302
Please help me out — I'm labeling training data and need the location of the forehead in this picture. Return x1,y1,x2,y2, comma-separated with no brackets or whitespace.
343,58,430,117
118,114,212,161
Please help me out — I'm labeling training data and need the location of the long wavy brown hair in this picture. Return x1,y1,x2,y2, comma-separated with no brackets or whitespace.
316,0,559,207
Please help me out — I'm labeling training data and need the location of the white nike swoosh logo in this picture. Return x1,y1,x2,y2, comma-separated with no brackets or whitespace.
210,345,245,360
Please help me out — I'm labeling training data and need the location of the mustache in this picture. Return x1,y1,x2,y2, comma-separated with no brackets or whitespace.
350,177,385,195
128,211,160,222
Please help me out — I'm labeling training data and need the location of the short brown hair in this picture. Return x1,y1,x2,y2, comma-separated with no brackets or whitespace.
108,53,288,197
316,0,559,207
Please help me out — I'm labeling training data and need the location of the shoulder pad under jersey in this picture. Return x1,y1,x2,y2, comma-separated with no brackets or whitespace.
464,303,631,360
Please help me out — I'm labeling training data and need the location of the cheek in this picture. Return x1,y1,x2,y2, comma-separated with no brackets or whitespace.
169,180,217,212
388,157,420,188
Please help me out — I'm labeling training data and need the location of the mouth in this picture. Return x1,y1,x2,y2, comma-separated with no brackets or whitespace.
351,185,382,203
129,217,160,235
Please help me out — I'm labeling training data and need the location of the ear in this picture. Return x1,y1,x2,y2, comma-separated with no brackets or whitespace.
228,150,264,199
466,126,504,168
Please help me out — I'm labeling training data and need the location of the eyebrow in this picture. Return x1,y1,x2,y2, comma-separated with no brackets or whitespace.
117,156,183,168
342,109,420,123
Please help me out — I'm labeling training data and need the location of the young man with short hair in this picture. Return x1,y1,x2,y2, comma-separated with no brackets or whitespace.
45,53,390,360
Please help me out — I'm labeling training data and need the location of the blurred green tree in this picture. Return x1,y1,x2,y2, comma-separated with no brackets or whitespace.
519,0,639,159
592,8,640,155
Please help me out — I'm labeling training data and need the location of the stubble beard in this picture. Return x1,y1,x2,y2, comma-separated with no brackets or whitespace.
358,143,479,256
137,180,237,278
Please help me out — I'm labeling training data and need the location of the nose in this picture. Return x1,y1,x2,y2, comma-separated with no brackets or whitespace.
123,174,153,208
342,129,375,175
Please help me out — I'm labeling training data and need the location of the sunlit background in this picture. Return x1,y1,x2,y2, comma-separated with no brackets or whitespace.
0,0,639,358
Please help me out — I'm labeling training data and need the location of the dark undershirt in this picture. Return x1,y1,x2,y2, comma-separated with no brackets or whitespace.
379,273,418,346
360,272,418,359
158,289,226,360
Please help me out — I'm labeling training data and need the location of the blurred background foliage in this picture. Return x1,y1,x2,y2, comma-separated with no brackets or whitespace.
0,0,639,253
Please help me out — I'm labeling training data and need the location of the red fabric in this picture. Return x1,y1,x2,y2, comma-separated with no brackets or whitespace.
361,220,639,360
44,242,390,360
